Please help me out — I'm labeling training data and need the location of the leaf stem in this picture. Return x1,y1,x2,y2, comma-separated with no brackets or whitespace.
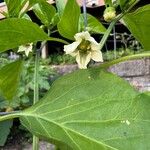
100,52,150,69
0,111,21,116
0,112,21,122
48,37,69,45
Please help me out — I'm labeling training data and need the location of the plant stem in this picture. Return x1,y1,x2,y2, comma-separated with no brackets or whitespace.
113,26,117,59
34,49,40,104
99,20,116,51
82,0,88,30
100,52,150,69
33,136,39,150
32,47,40,150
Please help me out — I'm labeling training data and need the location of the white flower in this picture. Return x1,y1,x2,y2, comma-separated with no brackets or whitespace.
64,31,103,69
18,43,33,56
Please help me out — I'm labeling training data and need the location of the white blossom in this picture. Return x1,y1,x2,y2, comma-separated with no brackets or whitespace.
64,31,103,69
18,43,33,56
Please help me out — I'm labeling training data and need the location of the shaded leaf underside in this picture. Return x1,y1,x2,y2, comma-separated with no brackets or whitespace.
20,68,150,150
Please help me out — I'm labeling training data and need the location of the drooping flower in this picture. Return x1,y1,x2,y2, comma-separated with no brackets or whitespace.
64,31,103,69
18,43,33,56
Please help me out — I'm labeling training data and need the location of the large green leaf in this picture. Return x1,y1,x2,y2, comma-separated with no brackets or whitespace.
0,18,48,53
79,14,106,34
19,68,150,149
0,60,23,101
0,120,13,146
123,5,150,50
57,0,80,40
33,0,56,26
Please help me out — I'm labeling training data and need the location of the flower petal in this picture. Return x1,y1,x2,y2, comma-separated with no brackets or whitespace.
18,43,33,56
74,31,91,41
64,41,80,56
18,46,25,52
25,46,32,56
88,37,100,51
76,52,91,69
91,50,103,62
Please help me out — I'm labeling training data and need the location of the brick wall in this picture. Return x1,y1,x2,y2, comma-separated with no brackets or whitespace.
109,58,150,92
52,58,150,92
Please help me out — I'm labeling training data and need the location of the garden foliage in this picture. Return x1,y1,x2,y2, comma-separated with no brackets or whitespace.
0,0,150,149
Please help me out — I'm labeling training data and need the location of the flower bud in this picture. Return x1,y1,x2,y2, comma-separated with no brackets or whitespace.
5,107,14,112
103,7,116,22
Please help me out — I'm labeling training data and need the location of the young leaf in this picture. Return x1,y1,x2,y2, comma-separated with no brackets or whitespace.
55,0,66,17
19,68,150,149
0,60,23,101
0,121,13,146
119,0,137,10
104,0,113,7
33,0,56,26
79,14,106,34
4,0,27,17
0,18,48,53
57,0,81,40
123,4,150,50
28,0,38,7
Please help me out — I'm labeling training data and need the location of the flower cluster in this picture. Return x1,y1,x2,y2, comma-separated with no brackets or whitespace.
64,31,103,69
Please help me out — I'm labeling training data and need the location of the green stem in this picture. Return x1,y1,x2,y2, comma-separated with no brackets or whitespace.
34,49,40,104
100,52,150,69
33,136,39,150
32,47,40,150
99,21,116,50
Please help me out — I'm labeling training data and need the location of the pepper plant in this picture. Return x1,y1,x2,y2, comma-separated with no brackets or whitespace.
0,0,150,150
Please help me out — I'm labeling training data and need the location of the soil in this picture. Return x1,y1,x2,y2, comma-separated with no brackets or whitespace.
0,118,55,150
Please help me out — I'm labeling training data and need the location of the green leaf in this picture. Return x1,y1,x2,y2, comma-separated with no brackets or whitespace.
119,0,136,10
4,0,27,17
123,5,150,50
79,14,106,34
51,13,60,28
0,60,23,101
57,0,80,40
19,68,150,149
0,18,48,53
0,120,13,146
33,0,56,26
104,0,113,7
